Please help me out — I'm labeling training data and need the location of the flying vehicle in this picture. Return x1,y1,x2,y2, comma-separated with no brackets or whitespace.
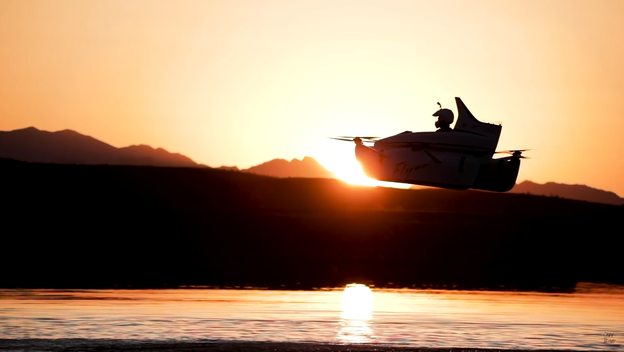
332,97,527,192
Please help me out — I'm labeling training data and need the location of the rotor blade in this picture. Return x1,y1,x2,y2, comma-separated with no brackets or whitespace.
494,149,531,154
330,137,376,143
496,155,531,161
329,137,355,142
337,136,379,140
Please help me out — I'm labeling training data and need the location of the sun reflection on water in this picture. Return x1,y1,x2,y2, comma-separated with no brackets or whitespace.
337,283,374,344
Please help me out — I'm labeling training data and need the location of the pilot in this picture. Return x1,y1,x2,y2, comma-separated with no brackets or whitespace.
433,108,454,132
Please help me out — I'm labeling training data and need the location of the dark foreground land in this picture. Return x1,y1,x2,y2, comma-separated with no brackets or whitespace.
0,339,581,352
1,158,622,290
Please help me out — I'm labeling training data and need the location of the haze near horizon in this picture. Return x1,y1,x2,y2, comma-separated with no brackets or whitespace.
1,0,623,195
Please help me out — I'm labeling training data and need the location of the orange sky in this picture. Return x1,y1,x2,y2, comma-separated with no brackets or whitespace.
1,0,623,195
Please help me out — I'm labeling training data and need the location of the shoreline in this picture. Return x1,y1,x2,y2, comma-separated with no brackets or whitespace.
0,339,583,352
1,282,623,294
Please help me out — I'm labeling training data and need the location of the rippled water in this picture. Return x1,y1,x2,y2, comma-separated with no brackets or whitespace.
0,283,622,351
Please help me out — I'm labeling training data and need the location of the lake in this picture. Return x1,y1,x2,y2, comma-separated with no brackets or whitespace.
0,283,622,351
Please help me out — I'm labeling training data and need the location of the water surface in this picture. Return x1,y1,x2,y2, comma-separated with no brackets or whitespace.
0,283,622,351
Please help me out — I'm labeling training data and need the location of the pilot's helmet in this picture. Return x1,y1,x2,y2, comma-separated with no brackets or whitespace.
433,108,454,124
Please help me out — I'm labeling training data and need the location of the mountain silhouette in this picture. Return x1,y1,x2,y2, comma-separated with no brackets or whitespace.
217,165,240,171
511,181,623,206
0,127,198,167
1,127,335,177
243,157,336,178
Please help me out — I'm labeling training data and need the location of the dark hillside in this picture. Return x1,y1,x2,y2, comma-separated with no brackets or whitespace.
0,127,198,167
1,158,621,290
512,180,624,205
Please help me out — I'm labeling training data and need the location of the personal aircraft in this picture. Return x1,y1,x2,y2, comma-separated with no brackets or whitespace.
332,97,527,192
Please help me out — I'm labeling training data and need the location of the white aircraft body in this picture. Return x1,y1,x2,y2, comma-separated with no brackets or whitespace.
334,97,526,192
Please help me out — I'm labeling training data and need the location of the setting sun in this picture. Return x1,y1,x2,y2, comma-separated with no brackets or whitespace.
316,146,375,185
317,139,412,188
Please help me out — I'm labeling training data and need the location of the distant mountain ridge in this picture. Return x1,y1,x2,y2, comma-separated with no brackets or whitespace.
511,181,623,206
243,157,336,179
0,127,336,178
0,127,198,167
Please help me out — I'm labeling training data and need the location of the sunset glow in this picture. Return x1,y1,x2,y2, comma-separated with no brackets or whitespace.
1,0,623,195
317,139,412,188
341,284,373,320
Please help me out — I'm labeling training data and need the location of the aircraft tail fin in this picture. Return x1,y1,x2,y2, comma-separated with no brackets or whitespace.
453,97,502,149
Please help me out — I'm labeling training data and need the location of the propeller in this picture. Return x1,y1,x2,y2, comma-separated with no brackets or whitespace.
329,136,379,144
495,149,531,159
336,136,379,140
